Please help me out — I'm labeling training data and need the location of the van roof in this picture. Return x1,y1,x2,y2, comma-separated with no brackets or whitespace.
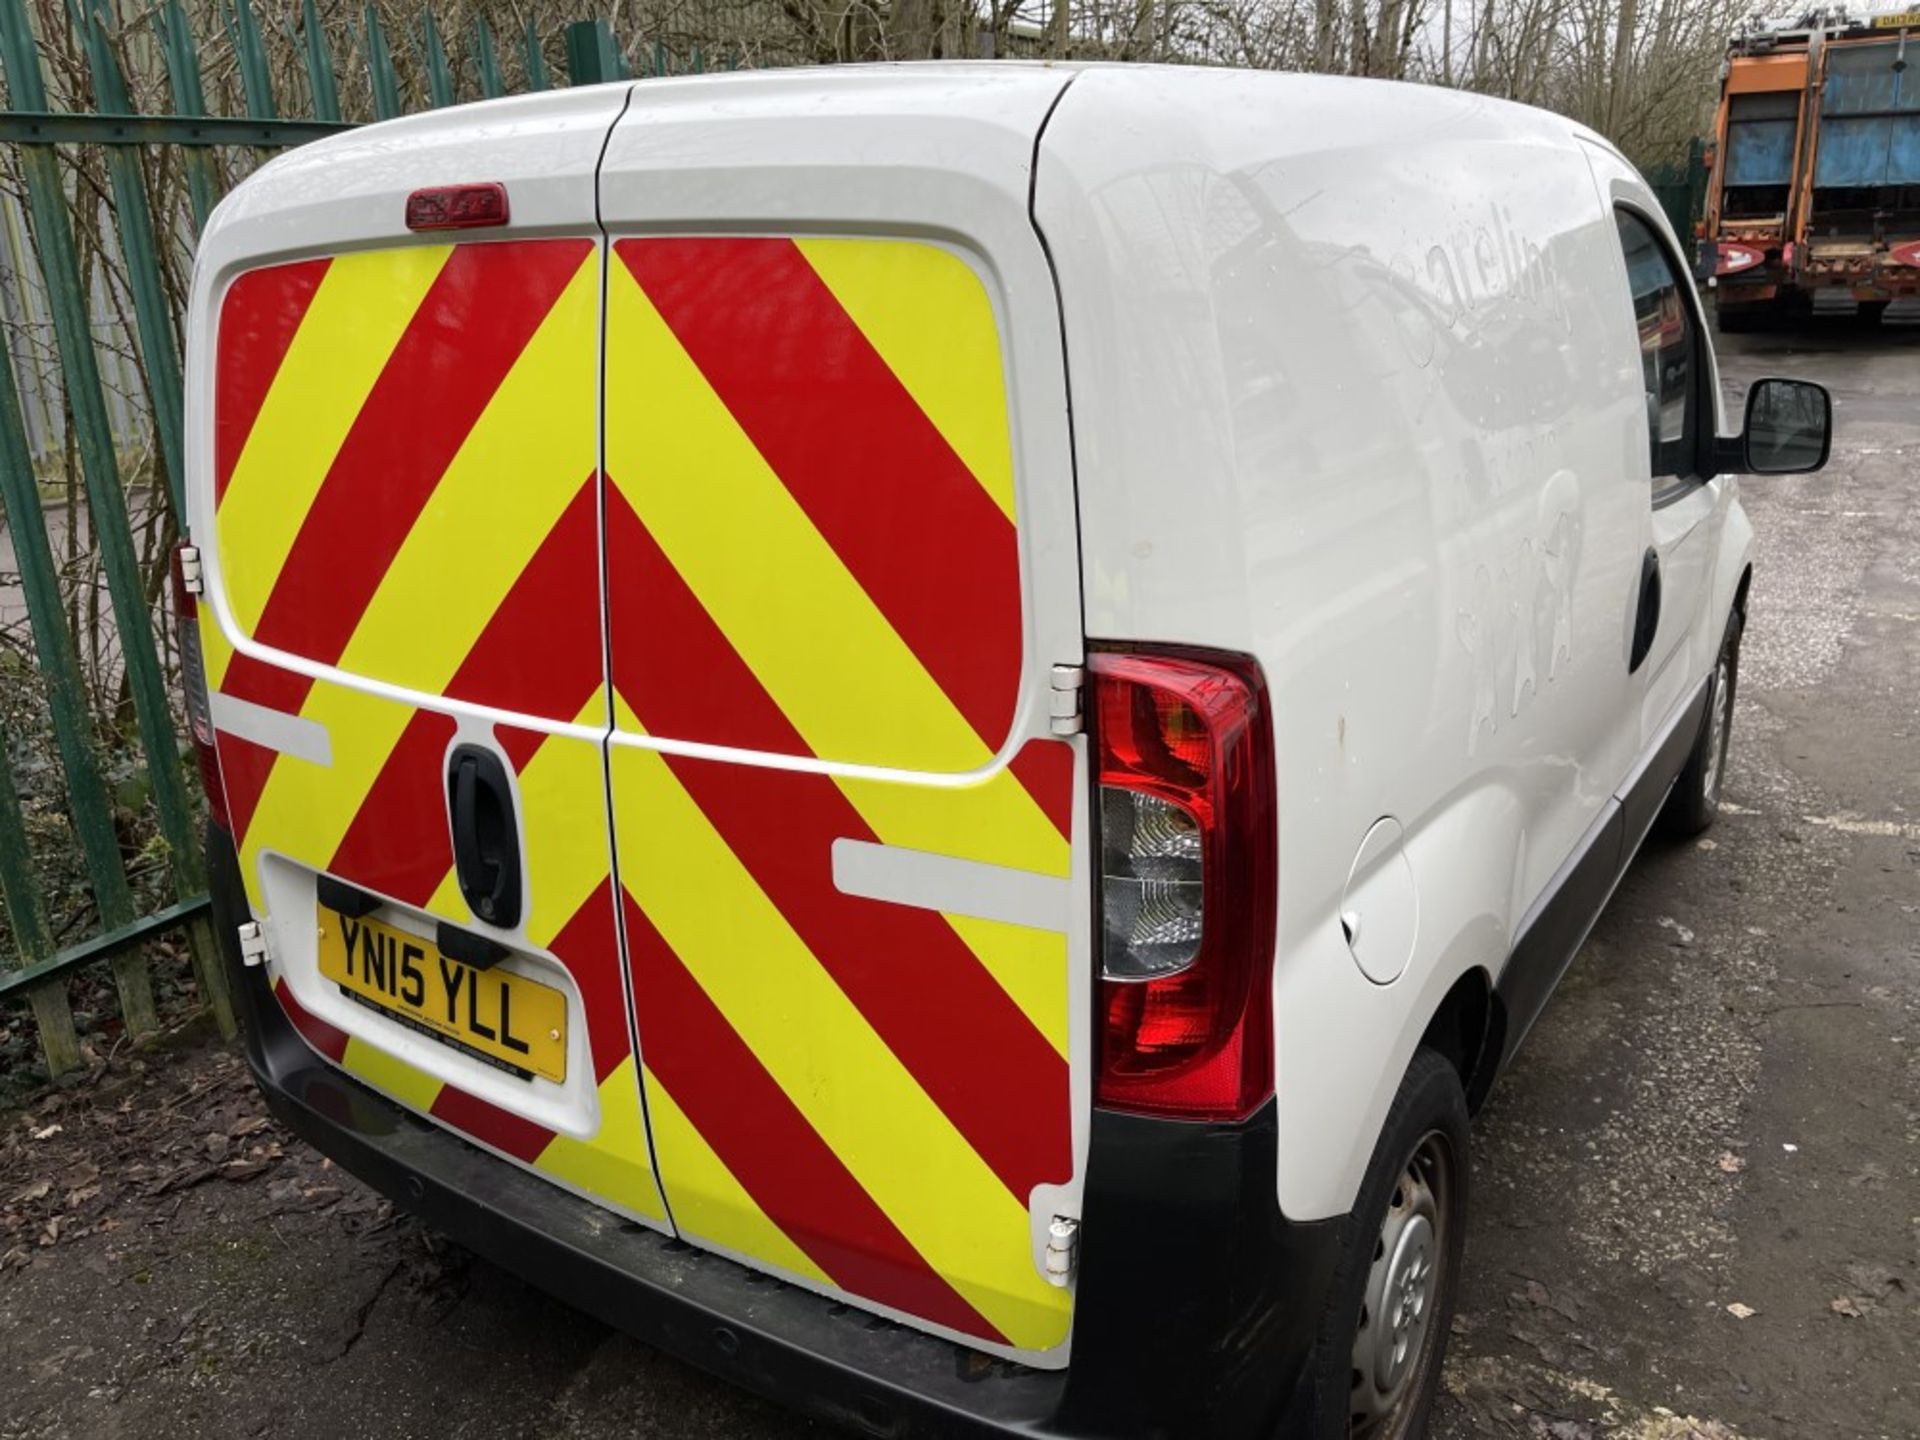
237,62,1611,206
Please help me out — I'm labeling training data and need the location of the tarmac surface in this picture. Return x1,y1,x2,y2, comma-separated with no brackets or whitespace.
2,315,1916,1439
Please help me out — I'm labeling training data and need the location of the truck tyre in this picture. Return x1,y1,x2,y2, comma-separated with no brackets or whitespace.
1295,1049,1469,1440
1660,611,1742,837
1715,304,1756,334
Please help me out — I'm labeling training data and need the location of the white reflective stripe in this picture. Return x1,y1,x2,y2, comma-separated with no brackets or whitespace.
208,692,333,767
830,838,1070,933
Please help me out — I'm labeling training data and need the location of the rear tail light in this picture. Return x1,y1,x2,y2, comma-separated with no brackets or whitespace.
1090,647,1276,1122
171,542,230,833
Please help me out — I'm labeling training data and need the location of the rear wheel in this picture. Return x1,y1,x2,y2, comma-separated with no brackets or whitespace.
1297,1050,1469,1439
1660,611,1742,837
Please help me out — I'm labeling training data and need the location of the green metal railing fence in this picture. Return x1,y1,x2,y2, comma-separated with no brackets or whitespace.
1648,136,1709,243
0,0,724,1080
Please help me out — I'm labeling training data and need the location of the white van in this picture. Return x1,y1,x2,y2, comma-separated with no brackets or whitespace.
179,63,1831,1439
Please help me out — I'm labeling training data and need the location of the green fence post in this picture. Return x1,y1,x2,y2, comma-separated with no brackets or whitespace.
80,10,233,1039
653,40,667,77
363,5,401,119
299,0,341,122
82,9,185,520
523,18,549,91
0,244,155,1040
422,10,454,106
472,18,504,98
0,726,82,1078
223,0,277,118
566,19,619,86
155,0,220,231
0,0,200,1039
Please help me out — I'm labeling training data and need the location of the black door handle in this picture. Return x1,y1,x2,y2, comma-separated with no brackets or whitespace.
1629,546,1661,675
447,744,522,930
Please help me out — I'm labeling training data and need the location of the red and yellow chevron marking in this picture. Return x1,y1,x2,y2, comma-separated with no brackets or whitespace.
604,237,1075,1352
208,234,1080,1353
209,242,662,1224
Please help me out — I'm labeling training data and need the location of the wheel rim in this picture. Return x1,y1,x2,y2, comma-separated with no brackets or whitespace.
1350,1131,1454,1438
1702,654,1733,802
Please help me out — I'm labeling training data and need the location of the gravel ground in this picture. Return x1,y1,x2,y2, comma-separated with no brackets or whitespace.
1,317,1916,1440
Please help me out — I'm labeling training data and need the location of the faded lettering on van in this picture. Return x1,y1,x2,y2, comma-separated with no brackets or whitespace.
1456,468,1582,754
1420,204,1569,336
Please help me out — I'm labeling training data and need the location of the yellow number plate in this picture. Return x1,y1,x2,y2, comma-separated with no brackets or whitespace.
317,908,567,1084
1872,10,1920,25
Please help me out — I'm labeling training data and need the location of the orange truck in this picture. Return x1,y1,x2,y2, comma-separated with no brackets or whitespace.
1701,5,1920,329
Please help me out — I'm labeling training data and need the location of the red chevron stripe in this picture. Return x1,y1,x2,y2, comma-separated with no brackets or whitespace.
608,492,1069,1203
525,858,628,1087
215,258,329,506
212,731,280,844
248,240,592,668
218,650,313,715
272,977,349,1063
430,1081,552,1164
624,891,1002,1344
442,476,603,722
614,237,1020,755
325,709,457,906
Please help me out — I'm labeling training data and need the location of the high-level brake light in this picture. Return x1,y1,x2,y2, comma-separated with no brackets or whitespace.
405,183,509,231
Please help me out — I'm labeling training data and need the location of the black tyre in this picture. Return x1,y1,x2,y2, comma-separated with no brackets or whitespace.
1660,610,1742,838
1295,1049,1470,1440
1715,304,1757,334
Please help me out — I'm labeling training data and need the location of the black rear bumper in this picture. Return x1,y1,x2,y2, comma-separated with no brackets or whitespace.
209,823,1338,1438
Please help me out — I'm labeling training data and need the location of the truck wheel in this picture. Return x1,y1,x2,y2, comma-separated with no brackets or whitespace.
1660,612,1742,837
1854,300,1888,328
1297,1049,1469,1440
1715,304,1756,334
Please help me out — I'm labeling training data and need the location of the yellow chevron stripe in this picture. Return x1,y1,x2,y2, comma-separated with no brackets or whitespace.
199,607,235,694
643,1071,832,1287
943,916,1070,1060
534,1057,666,1221
605,256,1067,1056
335,255,600,706
237,683,413,896
342,1033,444,1114
504,701,609,950
609,703,1071,1351
795,239,1016,523
605,266,981,777
217,246,452,636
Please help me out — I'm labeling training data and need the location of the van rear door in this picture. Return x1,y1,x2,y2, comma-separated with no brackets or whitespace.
597,69,1091,1361
192,90,668,1225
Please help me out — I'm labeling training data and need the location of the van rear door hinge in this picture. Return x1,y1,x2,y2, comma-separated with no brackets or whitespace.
1044,1215,1080,1287
1048,664,1085,737
178,544,204,596
236,920,269,968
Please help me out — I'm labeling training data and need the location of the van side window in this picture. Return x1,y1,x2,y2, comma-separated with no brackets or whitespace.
1614,211,1697,485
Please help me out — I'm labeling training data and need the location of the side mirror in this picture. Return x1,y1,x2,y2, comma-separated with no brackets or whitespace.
1734,377,1832,474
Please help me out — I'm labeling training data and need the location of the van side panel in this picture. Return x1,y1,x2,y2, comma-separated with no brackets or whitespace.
1036,71,1651,1223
